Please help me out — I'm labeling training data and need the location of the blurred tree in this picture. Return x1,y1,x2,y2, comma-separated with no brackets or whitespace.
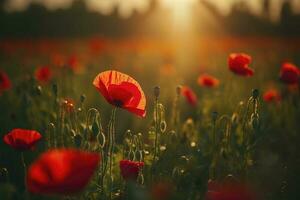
281,0,292,23
263,0,270,20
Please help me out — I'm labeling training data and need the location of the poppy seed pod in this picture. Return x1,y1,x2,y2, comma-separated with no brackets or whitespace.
52,84,58,96
252,89,259,99
154,86,160,98
74,134,82,148
211,111,218,122
80,94,86,103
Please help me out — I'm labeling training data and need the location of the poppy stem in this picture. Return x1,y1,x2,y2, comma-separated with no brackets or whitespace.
108,107,116,200
152,97,159,180
21,152,28,197
21,153,26,177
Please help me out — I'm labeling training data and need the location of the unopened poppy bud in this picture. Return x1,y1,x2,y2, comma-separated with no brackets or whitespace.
231,112,239,125
211,111,218,122
80,94,86,103
74,134,82,148
154,86,160,98
52,84,58,96
252,89,259,99
92,121,99,137
176,85,182,96
251,113,259,129
70,129,76,137
36,85,42,96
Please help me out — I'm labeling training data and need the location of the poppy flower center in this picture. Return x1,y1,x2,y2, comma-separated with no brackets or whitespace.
113,99,124,107
108,84,135,107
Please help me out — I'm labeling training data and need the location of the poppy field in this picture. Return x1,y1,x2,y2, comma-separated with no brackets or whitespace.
0,37,300,200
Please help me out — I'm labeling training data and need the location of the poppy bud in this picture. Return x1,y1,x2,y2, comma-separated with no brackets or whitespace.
176,85,182,96
80,94,86,103
154,86,160,98
35,85,42,96
211,111,218,122
92,121,99,138
231,113,239,126
70,129,76,137
52,84,58,96
251,113,259,130
74,134,82,148
252,89,259,99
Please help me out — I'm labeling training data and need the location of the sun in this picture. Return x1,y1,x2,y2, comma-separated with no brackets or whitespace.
160,0,198,29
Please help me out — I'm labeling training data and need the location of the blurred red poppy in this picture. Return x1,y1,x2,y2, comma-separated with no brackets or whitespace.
27,149,100,195
151,181,174,200
198,74,220,88
119,160,144,181
93,70,146,117
3,129,42,151
35,66,52,83
182,86,198,106
51,53,65,67
68,55,80,71
206,181,257,200
263,89,281,103
279,62,300,85
0,71,11,94
228,53,254,76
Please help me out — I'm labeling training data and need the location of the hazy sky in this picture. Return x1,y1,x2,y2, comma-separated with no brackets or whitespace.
3,0,300,20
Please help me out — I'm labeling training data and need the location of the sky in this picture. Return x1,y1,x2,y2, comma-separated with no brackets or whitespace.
3,0,300,21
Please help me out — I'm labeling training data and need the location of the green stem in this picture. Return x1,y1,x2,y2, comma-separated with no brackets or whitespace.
108,108,116,200
152,98,159,180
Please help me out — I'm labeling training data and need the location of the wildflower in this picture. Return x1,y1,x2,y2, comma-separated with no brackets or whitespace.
119,160,144,181
228,53,254,76
198,74,219,88
181,86,197,106
35,66,52,83
27,149,100,195
263,89,281,103
93,70,146,117
0,71,11,94
279,62,300,85
3,129,42,151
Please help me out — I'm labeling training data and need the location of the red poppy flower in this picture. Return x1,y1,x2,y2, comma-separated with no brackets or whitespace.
0,71,11,94
181,86,198,106
263,89,281,103
27,149,100,195
228,53,254,76
198,74,220,88
93,70,146,117
205,181,256,200
35,66,52,83
68,55,80,71
119,160,144,181
3,129,42,151
280,62,300,85
151,181,174,200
